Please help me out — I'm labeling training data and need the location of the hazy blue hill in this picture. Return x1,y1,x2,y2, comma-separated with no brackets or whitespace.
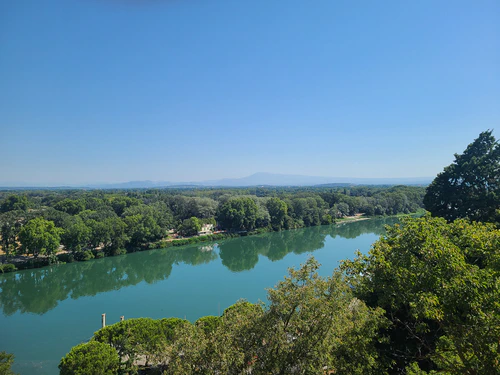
0,173,432,189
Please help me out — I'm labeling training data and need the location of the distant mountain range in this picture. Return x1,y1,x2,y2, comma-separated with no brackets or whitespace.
0,173,432,189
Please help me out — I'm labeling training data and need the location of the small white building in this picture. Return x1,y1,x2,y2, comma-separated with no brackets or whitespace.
198,223,214,235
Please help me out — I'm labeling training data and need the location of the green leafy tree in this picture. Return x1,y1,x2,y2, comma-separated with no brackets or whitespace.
195,315,221,335
0,195,30,213
61,217,91,253
58,341,119,375
342,215,500,374
93,317,188,371
266,197,288,230
110,196,139,216
0,212,23,259
217,197,258,231
335,202,350,217
200,301,265,374
124,213,163,247
256,257,386,375
86,217,128,254
54,198,85,215
424,130,500,222
160,321,207,375
18,217,63,258
177,217,201,237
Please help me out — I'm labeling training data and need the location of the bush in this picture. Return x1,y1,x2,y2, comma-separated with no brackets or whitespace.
75,250,94,262
59,341,120,375
57,253,74,263
0,264,16,273
113,248,127,256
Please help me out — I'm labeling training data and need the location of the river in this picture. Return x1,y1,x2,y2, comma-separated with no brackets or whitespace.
0,217,399,375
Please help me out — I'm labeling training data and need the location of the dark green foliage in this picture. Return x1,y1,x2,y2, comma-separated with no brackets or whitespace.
424,130,500,222
0,195,30,213
266,197,288,230
0,351,17,375
217,197,258,231
93,317,189,370
0,211,25,259
177,217,201,237
61,217,91,253
195,315,221,335
54,198,85,215
110,196,139,216
74,250,94,261
58,341,120,375
342,215,500,374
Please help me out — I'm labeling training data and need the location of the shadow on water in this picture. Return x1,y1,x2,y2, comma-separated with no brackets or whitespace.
0,217,400,315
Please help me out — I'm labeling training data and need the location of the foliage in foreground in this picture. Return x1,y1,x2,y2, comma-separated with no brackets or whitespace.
60,258,386,375
342,215,500,374
0,351,17,375
58,341,120,375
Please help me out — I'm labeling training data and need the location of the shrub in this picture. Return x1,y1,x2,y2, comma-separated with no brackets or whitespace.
57,253,74,263
94,251,104,259
75,250,94,262
0,264,17,273
113,248,127,256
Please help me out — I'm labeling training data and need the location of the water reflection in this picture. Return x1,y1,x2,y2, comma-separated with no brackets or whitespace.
0,217,398,315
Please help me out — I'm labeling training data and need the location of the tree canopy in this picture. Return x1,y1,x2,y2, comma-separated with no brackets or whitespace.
58,341,120,375
424,130,500,222
18,217,62,258
342,215,500,374
0,184,425,270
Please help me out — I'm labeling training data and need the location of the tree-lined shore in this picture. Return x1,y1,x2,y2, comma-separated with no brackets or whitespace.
0,184,425,272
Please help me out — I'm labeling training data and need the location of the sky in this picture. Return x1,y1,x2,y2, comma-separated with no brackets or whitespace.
0,0,499,185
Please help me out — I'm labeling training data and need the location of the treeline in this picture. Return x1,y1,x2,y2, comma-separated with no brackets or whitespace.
0,185,425,268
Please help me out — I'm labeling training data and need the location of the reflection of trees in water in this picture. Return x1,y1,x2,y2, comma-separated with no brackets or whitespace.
0,218,397,315
0,245,217,316
218,225,330,272
219,217,401,272
328,217,401,239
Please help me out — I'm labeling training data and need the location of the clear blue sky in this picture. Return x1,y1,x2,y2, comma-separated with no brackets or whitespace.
1,0,498,185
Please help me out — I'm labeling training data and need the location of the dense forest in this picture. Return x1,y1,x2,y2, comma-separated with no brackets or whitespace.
50,131,500,375
0,184,424,271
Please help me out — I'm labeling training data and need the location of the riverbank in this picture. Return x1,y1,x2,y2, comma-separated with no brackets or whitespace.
0,212,424,274
0,232,238,273
335,214,370,223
